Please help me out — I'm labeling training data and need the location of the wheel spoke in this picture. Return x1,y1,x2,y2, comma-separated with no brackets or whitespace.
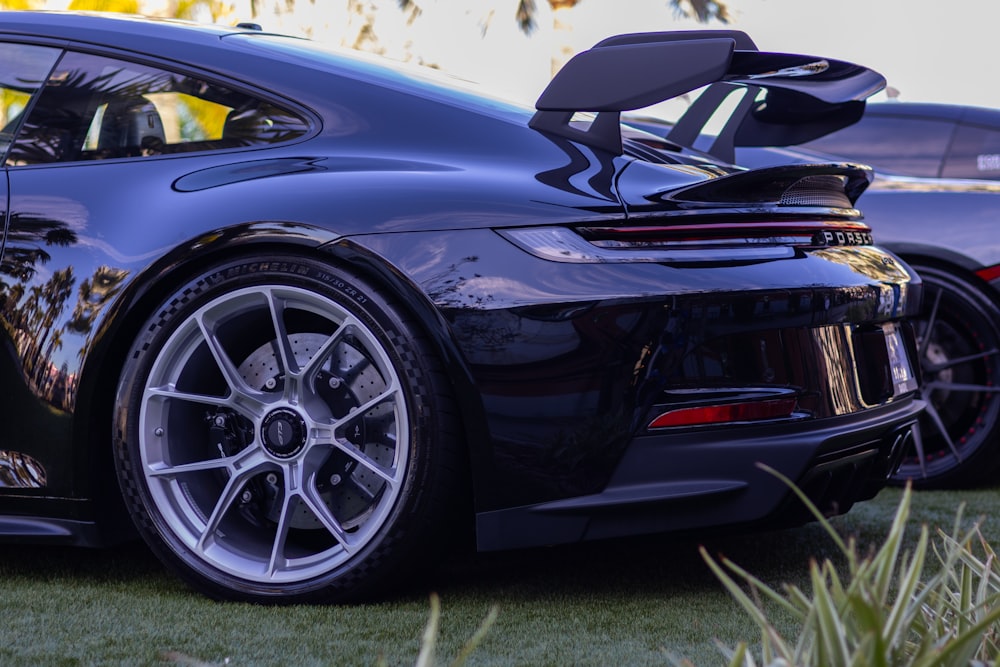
343,475,378,504
195,313,270,417
308,423,335,447
910,422,927,478
299,317,360,380
147,456,228,478
195,481,243,552
330,440,397,486
277,313,361,406
266,492,295,578
924,347,999,374
918,287,944,361
264,289,302,379
925,381,1000,394
299,481,356,551
150,444,267,478
337,354,373,385
317,385,401,484
330,381,400,432
924,400,962,460
194,451,270,552
146,384,235,410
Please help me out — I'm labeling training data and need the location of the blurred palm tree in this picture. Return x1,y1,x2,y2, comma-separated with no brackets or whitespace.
170,0,234,21
0,0,233,20
397,0,731,75
67,0,141,11
508,0,730,34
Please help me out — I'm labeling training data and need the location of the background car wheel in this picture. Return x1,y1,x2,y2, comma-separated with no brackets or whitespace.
891,264,1000,488
113,255,462,603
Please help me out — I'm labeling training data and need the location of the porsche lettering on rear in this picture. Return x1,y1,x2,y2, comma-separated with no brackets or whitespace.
815,229,875,246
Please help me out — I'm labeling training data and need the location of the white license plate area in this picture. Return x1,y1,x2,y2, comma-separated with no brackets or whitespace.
883,322,918,396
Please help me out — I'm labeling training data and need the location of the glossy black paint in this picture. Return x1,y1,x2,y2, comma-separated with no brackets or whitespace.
691,105,1000,488
0,12,922,555
355,228,920,519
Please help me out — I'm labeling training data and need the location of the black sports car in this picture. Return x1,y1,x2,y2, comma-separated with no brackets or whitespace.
0,13,922,603
627,93,1000,489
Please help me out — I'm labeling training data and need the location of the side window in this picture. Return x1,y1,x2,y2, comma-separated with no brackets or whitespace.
8,50,309,165
0,42,62,164
801,116,956,178
941,123,1000,180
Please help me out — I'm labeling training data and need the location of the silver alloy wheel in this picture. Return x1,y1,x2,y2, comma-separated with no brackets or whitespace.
137,285,407,584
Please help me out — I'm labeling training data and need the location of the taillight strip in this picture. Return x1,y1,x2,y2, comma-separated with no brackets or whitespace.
580,221,873,243
499,223,874,264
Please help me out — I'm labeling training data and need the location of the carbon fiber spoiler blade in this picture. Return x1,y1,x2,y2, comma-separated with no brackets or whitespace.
530,30,885,159
661,162,874,208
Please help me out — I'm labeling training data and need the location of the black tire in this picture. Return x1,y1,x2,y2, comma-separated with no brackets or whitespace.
891,264,1000,488
113,255,462,603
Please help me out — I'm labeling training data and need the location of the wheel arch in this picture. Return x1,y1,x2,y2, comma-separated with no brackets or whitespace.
884,243,1000,488
883,242,1000,307
73,224,484,543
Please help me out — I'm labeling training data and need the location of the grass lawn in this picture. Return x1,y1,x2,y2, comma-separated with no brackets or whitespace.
0,486,996,666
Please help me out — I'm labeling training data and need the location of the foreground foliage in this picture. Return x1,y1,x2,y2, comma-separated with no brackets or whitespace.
6,488,1000,664
402,593,498,667
703,466,1000,666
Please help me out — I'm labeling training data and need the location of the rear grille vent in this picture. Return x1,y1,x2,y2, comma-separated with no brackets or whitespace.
623,139,675,164
779,175,853,208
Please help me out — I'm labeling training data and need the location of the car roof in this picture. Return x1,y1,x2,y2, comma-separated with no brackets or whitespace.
0,10,244,48
867,101,1000,127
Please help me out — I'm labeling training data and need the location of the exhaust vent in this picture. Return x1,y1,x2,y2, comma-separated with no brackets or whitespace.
779,175,853,208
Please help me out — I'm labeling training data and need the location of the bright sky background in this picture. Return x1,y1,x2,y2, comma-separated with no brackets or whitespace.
707,0,1000,110
35,0,1000,111
491,0,1000,111
289,0,1000,112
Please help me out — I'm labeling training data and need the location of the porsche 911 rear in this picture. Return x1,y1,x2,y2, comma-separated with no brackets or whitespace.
358,157,923,552
450,162,923,550
408,30,923,550
0,13,923,604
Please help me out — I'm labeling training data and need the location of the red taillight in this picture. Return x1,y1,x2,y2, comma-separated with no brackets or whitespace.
648,398,797,429
977,264,1000,283
579,221,873,248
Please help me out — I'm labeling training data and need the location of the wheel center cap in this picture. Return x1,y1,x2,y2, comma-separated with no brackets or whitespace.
261,408,307,459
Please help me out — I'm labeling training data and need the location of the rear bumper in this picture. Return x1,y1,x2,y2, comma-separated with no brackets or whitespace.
475,395,922,551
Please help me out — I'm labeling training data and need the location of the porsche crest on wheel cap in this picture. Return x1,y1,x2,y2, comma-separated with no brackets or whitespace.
261,408,306,459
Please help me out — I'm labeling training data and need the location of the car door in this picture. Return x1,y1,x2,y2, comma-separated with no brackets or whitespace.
0,41,66,492
0,45,310,501
941,121,1000,180
801,113,957,178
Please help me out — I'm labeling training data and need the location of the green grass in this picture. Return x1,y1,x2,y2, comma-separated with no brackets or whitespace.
0,487,996,666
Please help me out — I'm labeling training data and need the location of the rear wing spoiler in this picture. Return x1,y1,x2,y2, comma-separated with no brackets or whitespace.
530,30,885,160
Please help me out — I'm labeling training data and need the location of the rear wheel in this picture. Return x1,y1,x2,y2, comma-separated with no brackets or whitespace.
891,264,1000,488
113,255,461,603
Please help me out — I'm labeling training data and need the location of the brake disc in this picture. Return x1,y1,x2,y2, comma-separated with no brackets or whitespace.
237,333,384,530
